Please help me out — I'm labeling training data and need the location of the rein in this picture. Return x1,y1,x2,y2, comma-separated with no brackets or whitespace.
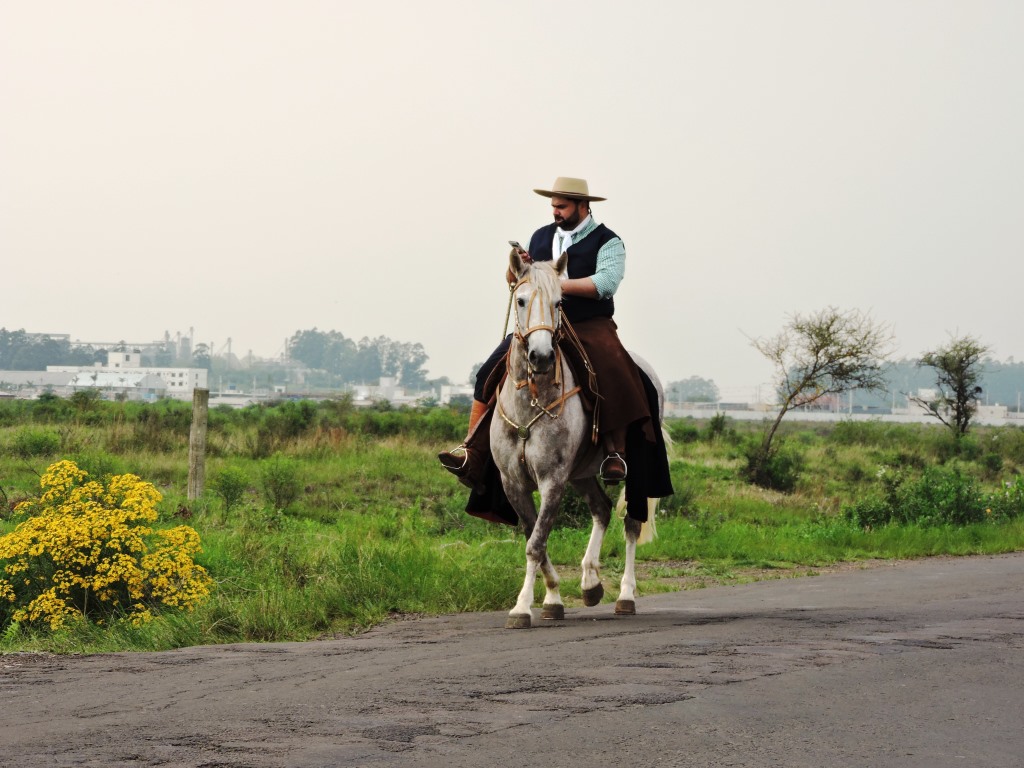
555,307,601,445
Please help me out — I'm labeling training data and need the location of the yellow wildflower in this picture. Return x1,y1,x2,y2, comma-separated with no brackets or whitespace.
0,460,213,631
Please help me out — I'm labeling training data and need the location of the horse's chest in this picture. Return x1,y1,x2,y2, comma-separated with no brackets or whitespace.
492,411,577,470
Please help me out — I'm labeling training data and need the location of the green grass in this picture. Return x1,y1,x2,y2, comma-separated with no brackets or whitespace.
2,400,1024,653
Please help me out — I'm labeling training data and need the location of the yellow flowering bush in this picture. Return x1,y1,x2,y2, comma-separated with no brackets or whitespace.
0,460,213,631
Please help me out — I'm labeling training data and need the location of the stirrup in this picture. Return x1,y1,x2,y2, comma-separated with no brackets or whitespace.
600,452,627,484
438,444,470,473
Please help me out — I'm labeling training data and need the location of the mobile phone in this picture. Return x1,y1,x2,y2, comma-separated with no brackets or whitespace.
508,240,525,252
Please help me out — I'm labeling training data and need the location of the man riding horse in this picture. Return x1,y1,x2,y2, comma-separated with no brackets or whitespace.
439,176,672,521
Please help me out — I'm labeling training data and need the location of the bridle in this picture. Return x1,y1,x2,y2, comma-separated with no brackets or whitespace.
497,273,582,463
510,275,560,349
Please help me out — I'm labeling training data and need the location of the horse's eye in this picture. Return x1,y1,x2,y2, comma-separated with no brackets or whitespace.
517,298,526,307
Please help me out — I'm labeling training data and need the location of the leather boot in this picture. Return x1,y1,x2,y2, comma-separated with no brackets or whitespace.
438,399,489,491
600,452,627,485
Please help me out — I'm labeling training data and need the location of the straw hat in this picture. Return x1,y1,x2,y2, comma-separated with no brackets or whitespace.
532,177,606,202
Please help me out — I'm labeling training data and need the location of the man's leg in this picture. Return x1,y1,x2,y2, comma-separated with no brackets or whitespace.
437,335,511,488
437,399,488,476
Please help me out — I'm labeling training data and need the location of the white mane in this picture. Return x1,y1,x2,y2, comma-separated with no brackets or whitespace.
525,260,563,302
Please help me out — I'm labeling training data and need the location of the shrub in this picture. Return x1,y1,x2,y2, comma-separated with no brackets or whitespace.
706,412,730,441
985,426,1024,464
955,436,981,461
259,455,302,510
987,476,1024,519
741,437,804,492
29,392,70,422
662,478,699,517
906,467,983,525
261,400,318,441
842,465,1019,528
10,427,61,458
880,448,927,471
668,420,700,444
980,452,1003,478
68,389,102,413
0,460,213,631
211,466,250,513
132,401,191,453
418,408,465,442
843,461,868,483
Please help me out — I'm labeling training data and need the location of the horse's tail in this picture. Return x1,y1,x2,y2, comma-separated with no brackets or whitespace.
614,425,672,545
637,426,673,544
615,492,659,545
638,497,659,545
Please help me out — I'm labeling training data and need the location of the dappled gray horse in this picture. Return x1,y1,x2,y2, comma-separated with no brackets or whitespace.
492,250,661,629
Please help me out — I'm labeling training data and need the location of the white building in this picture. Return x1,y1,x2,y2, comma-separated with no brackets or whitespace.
48,351,207,400
0,369,168,401
0,371,81,398
350,377,438,407
67,371,168,400
439,383,475,405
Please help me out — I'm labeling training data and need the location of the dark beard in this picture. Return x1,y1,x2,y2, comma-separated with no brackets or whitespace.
555,211,581,230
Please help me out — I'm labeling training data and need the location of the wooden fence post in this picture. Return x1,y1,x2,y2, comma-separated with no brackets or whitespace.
188,388,209,500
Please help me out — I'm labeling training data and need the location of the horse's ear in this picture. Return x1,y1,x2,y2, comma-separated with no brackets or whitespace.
510,247,528,278
554,251,569,276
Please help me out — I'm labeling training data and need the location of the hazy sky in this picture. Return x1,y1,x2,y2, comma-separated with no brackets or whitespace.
3,1,1022,401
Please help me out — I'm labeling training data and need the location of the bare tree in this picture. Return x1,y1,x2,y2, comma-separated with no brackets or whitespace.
748,307,892,488
910,334,990,438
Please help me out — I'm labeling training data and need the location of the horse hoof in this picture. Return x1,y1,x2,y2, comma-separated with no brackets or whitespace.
541,604,565,621
505,613,532,629
582,584,604,607
614,600,636,615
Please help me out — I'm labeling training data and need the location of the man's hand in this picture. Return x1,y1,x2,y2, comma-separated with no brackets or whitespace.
512,246,532,264
509,240,531,264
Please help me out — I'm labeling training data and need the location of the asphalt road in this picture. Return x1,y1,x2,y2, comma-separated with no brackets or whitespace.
2,553,1022,767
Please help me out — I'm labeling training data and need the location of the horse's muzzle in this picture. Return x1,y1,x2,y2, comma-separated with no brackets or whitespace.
528,347,555,373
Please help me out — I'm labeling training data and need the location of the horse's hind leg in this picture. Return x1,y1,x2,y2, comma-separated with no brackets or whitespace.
570,478,612,607
615,515,642,615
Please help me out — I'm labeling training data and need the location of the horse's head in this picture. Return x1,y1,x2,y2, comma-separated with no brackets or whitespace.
509,249,569,374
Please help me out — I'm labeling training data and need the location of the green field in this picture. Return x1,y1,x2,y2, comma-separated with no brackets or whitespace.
2,395,1023,653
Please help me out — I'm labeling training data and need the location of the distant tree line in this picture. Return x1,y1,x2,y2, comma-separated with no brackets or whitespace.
0,328,197,371
0,328,104,370
0,326,434,391
8,322,1024,408
288,329,430,389
664,358,1024,411
848,358,1024,411
666,376,720,404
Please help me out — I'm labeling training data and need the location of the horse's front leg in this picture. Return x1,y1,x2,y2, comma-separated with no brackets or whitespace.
536,477,566,620
506,480,564,629
571,478,612,607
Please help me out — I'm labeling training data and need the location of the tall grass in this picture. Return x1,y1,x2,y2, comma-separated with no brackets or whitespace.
2,399,1024,652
